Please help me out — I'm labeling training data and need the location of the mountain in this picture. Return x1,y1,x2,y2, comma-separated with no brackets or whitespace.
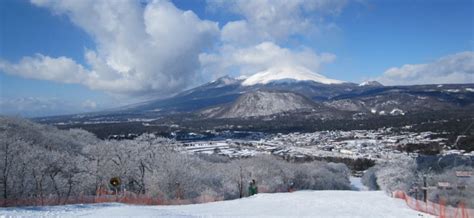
125,76,473,117
359,81,383,87
36,71,474,127
242,67,344,86
200,90,317,118
117,71,354,115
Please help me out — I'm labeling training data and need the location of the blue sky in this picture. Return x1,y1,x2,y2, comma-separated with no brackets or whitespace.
0,0,473,117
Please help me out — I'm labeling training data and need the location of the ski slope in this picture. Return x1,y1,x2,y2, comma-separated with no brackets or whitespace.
1,190,432,217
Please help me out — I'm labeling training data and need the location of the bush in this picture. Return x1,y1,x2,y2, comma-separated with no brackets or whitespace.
361,167,379,190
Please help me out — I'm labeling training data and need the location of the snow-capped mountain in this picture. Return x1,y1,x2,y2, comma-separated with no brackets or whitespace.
38,73,474,123
209,75,241,87
242,67,344,86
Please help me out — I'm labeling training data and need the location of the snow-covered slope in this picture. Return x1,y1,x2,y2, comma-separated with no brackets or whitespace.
0,191,432,217
242,67,344,86
209,75,241,87
202,90,316,118
359,80,383,87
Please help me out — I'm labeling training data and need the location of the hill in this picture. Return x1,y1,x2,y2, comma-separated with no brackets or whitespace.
200,90,317,118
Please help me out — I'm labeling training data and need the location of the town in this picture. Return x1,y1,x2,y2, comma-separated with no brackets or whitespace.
179,128,472,163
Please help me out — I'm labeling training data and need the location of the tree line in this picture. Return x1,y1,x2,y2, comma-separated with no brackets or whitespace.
0,116,351,206
362,157,473,208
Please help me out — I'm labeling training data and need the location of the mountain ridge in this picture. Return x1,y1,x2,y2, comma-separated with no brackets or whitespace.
34,73,474,124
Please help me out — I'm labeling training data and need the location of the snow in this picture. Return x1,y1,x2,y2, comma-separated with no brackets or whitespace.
1,191,432,218
209,76,240,87
236,75,249,80
445,89,460,93
359,81,382,87
242,66,344,86
350,176,369,191
217,91,315,118
390,108,405,116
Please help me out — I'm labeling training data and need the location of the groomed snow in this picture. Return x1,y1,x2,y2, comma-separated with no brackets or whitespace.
242,66,344,86
1,191,432,218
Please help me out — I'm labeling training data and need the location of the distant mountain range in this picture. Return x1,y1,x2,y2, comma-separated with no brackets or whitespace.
38,68,474,124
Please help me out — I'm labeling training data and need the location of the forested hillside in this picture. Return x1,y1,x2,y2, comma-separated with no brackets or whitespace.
0,116,350,206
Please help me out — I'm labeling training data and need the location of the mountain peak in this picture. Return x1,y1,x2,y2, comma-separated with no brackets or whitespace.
209,75,240,87
359,80,383,87
242,67,344,86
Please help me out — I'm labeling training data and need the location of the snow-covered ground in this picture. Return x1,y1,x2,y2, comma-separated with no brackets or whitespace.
350,176,369,191
179,129,456,161
1,190,432,217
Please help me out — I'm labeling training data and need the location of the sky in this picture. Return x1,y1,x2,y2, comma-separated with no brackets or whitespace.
0,0,473,117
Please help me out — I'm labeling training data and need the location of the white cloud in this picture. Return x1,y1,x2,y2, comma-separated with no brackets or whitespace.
200,41,336,78
378,52,474,85
0,97,110,117
0,0,348,98
209,0,347,44
81,100,97,110
202,0,345,81
0,0,219,96
0,54,88,84
0,97,79,117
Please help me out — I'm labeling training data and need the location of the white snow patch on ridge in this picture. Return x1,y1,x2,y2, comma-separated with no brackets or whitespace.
242,67,344,86
359,80,383,87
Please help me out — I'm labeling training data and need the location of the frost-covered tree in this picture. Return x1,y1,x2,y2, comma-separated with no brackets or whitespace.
373,158,417,193
426,166,474,207
0,116,353,206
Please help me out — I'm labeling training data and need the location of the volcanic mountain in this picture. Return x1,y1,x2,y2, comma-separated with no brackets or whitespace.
37,67,474,124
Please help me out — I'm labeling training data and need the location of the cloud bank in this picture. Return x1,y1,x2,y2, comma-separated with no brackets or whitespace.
201,0,346,79
0,0,348,97
378,52,474,85
200,42,336,78
1,0,219,96
209,0,347,44
0,54,89,84
0,97,99,117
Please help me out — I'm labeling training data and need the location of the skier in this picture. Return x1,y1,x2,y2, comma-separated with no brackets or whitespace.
248,179,258,196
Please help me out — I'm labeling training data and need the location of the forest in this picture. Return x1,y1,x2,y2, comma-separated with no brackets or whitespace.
0,116,351,206
362,157,474,208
